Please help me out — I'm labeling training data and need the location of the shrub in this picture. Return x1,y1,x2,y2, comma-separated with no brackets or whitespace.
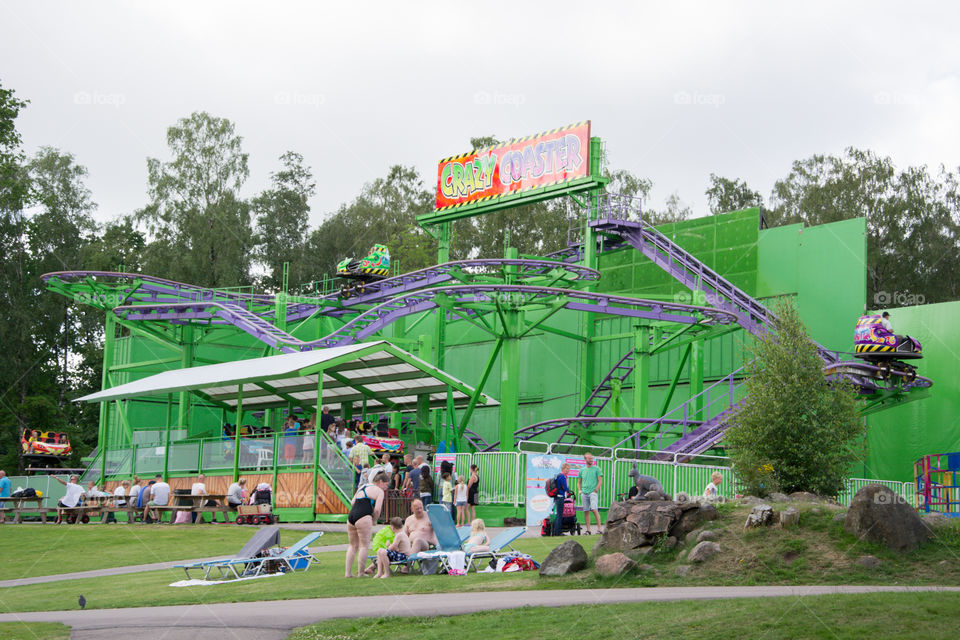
726,299,866,496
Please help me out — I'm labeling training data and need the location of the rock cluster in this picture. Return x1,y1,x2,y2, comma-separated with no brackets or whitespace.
598,499,718,556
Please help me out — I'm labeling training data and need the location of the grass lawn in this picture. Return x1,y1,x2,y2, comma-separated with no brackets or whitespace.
0,622,69,640
1,503,958,614
289,592,960,640
0,525,345,579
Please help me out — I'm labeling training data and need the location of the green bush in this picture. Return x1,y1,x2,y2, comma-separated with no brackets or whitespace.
726,299,866,496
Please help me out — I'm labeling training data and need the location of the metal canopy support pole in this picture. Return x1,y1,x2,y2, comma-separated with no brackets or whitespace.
434,222,450,448
690,337,704,420
312,372,324,520
98,311,116,482
633,323,650,419
416,395,430,451
578,160,603,434
177,324,194,431
232,384,243,481
341,402,353,422
499,311,521,453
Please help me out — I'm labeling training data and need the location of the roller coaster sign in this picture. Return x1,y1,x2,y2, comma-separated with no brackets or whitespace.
432,121,595,217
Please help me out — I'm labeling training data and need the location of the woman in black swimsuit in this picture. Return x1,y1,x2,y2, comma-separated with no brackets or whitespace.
466,464,480,522
345,471,389,578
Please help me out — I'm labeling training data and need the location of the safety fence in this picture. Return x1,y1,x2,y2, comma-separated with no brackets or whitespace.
73,435,918,515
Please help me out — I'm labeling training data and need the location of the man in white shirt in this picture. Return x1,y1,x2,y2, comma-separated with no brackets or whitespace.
54,475,85,523
105,480,130,523
144,474,171,524
881,311,893,333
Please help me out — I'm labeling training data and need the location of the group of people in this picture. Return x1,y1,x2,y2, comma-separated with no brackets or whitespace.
548,453,606,536
53,473,172,524
49,473,274,524
343,456,483,577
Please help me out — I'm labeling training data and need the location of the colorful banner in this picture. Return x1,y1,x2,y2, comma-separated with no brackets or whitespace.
524,454,587,527
435,121,591,210
361,435,404,454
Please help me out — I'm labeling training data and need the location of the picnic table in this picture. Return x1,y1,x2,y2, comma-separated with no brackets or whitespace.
5,496,50,524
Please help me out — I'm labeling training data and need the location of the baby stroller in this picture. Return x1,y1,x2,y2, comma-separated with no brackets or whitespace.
540,496,581,536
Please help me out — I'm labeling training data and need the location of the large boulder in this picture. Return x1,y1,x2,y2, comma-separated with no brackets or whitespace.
539,540,588,576
595,552,636,577
844,485,931,552
599,522,649,551
687,541,721,563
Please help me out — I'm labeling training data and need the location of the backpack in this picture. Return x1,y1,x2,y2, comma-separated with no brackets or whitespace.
540,517,554,537
545,475,559,498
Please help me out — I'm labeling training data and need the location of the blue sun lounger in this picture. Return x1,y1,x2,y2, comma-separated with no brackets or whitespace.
175,526,281,580
222,531,323,577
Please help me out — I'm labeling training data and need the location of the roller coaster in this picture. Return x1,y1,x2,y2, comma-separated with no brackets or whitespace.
43,193,931,458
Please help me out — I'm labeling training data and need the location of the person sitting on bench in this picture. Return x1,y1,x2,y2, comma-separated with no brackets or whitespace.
54,475,85,523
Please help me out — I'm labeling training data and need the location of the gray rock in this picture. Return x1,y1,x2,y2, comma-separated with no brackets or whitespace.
844,485,931,552
769,492,790,502
696,530,716,543
539,540,588,576
598,522,648,551
606,501,629,525
833,512,847,523
637,563,660,575
594,552,636,577
698,503,719,521
663,536,678,549
745,504,774,529
670,507,706,539
626,545,654,559
780,507,800,527
739,495,765,506
790,491,821,502
857,555,881,570
687,541,721,563
674,564,692,577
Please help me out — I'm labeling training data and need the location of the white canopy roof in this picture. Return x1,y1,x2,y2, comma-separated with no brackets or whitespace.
77,340,498,412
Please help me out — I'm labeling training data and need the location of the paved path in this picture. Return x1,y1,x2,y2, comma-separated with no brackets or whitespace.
1,586,957,640
0,544,349,589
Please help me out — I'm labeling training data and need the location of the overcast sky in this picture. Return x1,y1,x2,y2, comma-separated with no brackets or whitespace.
1,1,958,228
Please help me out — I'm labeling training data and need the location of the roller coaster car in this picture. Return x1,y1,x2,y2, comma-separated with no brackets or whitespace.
20,429,72,457
853,314,922,382
336,244,390,297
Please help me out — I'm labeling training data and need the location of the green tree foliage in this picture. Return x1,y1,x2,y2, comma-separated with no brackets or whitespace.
768,148,960,304
137,112,253,288
725,299,865,496
705,173,764,214
0,116,103,470
303,165,436,282
253,151,316,290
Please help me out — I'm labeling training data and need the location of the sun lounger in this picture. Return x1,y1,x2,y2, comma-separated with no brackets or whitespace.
222,531,323,577
174,526,281,580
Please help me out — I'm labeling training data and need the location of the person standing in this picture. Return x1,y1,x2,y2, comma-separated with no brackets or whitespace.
348,437,374,490
419,466,434,507
302,415,316,465
703,472,724,500
466,464,480,522
0,470,10,524
320,406,336,433
578,453,603,535
552,463,571,537
344,471,389,578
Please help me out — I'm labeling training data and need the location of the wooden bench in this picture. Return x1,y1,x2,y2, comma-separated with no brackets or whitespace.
13,507,50,524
